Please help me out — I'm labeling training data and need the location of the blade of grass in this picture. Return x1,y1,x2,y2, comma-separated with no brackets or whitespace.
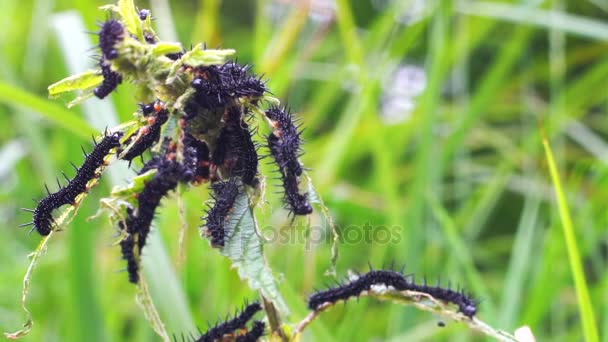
456,1,608,40
67,203,106,342
191,0,221,47
150,0,178,41
304,0,427,130
498,196,541,329
426,192,497,320
334,0,363,66
541,129,599,342
398,1,450,270
439,26,532,173
253,0,271,64
0,82,96,139
258,2,310,76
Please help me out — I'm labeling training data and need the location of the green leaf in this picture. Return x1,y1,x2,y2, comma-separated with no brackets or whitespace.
167,45,235,82
220,189,289,315
151,42,183,57
111,169,157,198
47,70,103,97
182,46,236,67
117,0,142,40
306,176,339,276
542,133,600,342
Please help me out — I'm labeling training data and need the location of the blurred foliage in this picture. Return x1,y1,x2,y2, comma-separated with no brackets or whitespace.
1,0,608,341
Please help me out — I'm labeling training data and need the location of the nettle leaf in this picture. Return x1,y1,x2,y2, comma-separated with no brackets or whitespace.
167,45,235,82
180,45,235,67
47,70,103,97
111,169,157,198
220,189,289,315
151,42,183,57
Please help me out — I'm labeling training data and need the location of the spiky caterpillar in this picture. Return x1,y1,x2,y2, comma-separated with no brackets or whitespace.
212,107,259,186
410,280,478,318
94,20,125,99
194,302,262,342
182,133,210,182
118,216,139,283
281,172,312,216
307,269,478,318
98,19,124,60
265,106,303,176
202,178,239,247
134,157,183,248
118,156,184,283
265,106,312,215
94,58,123,99
190,62,267,110
23,132,122,236
235,321,265,342
119,102,169,162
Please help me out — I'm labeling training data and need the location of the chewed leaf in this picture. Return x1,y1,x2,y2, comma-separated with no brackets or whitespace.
262,95,281,106
4,234,53,339
67,92,95,108
181,45,236,67
151,42,183,57
111,169,157,197
220,189,289,315
167,45,235,82
305,175,339,276
47,70,103,97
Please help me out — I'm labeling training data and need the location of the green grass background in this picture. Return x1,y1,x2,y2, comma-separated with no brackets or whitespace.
0,0,607,341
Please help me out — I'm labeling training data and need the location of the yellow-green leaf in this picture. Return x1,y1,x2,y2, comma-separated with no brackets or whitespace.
118,0,142,40
47,70,103,97
151,42,183,57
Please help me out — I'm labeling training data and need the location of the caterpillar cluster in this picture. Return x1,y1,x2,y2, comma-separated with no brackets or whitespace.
193,302,264,342
25,10,314,285
190,62,267,110
21,132,122,236
307,268,478,318
265,107,312,216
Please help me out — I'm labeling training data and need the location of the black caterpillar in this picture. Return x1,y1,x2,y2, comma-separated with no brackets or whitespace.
118,216,139,283
212,106,259,186
194,302,262,342
119,156,184,283
98,19,124,60
265,106,311,215
94,19,125,98
265,106,303,176
235,321,265,342
94,58,123,99
190,62,267,110
202,178,240,247
307,269,478,318
22,132,122,236
182,133,211,182
119,102,169,162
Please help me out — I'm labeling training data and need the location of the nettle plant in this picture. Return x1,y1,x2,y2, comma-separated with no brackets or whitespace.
8,1,521,341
